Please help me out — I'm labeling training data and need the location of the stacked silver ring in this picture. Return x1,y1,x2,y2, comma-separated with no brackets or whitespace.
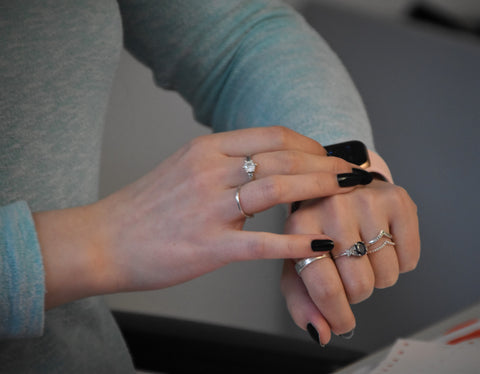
367,230,395,254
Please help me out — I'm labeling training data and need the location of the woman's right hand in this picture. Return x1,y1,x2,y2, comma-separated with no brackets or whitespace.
35,126,371,308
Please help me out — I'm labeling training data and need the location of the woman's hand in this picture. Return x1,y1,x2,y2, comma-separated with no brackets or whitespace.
36,126,372,309
280,178,420,346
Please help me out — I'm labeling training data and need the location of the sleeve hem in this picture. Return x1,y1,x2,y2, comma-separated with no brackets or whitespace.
0,201,45,339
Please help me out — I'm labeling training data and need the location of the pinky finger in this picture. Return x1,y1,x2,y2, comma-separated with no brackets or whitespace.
281,260,332,346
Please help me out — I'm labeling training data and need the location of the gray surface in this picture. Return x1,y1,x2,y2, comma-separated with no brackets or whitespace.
103,2,480,354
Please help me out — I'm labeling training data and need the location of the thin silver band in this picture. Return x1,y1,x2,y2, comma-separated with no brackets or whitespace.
295,253,331,275
367,230,395,254
367,230,393,246
368,240,396,254
235,186,253,218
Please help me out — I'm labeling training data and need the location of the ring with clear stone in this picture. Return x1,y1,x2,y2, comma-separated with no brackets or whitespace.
243,156,257,181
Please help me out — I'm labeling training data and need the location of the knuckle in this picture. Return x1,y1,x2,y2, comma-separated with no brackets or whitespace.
269,126,291,148
282,151,302,174
244,235,268,259
260,176,283,203
313,279,344,301
344,275,374,304
390,185,412,208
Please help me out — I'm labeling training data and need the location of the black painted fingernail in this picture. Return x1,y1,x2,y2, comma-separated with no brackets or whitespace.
337,169,372,187
291,201,302,214
311,239,334,252
340,329,355,340
307,323,320,345
352,168,373,185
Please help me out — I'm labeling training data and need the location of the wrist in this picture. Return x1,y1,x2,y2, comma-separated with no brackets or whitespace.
366,150,393,183
33,203,114,309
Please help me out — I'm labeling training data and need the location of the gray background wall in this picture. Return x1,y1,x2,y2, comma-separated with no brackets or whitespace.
103,1,480,353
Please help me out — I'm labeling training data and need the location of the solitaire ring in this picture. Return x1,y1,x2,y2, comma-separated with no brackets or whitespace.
295,253,331,275
333,242,367,260
243,156,257,181
235,186,253,218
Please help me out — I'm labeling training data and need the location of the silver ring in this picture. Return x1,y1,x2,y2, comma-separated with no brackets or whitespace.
367,230,395,254
295,253,331,275
333,241,367,259
243,156,257,181
368,240,396,254
235,186,253,218
367,230,393,246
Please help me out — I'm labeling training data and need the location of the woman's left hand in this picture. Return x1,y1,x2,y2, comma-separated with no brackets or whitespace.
280,178,420,346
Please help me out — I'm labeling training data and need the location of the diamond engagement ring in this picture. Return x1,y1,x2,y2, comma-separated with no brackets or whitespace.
333,242,367,259
295,253,331,275
243,156,257,181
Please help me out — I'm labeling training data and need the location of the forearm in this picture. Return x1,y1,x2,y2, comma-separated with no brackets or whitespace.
119,0,374,148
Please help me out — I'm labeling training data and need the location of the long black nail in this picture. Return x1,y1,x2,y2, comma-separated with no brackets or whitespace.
307,323,320,344
352,168,373,185
337,169,372,187
311,239,334,252
340,329,355,340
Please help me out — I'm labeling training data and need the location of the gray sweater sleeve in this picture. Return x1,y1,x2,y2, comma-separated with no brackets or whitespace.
118,0,375,149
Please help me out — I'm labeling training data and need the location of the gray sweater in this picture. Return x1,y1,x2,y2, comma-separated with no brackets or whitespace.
0,0,373,371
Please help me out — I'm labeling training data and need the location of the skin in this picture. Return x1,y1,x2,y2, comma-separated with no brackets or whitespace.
281,178,421,345
33,126,370,309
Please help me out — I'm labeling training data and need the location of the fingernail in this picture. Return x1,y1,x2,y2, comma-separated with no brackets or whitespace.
337,169,372,187
291,201,302,214
311,239,334,252
352,168,373,185
307,323,323,346
340,329,355,340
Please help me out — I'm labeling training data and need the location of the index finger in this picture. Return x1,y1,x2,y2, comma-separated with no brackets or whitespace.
213,126,326,156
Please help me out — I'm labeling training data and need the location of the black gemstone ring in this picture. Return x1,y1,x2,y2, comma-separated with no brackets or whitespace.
333,242,367,260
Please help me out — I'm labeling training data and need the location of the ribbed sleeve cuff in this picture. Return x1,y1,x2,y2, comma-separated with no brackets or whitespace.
0,201,45,339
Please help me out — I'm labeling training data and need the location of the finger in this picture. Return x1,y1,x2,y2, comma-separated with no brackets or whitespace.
388,188,421,273
218,230,336,263
363,225,400,289
284,210,356,336
298,256,356,336
213,126,327,156
228,170,371,218
280,260,332,345
226,151,354,187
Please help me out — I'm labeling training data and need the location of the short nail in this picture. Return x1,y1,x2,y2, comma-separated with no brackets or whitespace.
340,329,355,340
307,323,321,345
337,169,372,187
311,239,334,252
